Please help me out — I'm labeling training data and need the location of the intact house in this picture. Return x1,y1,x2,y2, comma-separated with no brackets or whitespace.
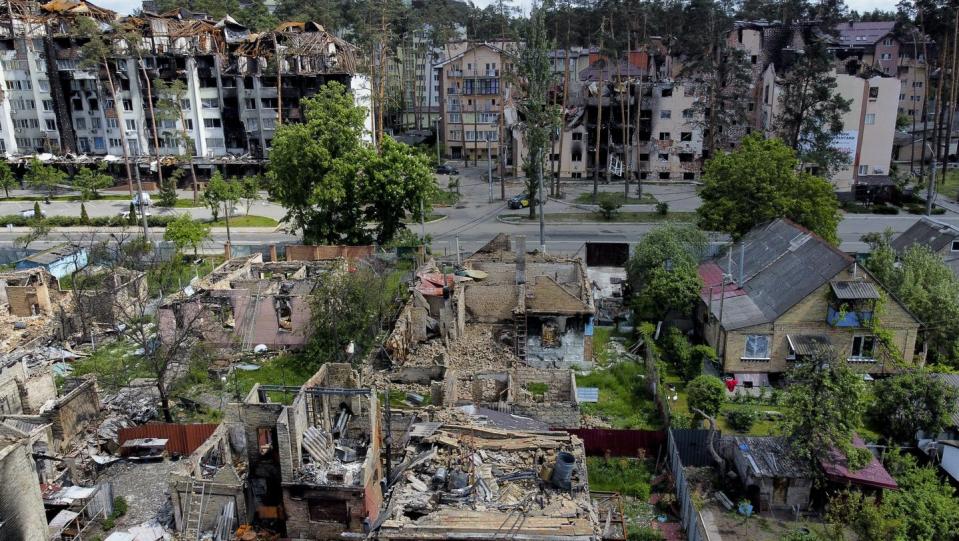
696,219,921,386
891,217,959,276
157,254,343,351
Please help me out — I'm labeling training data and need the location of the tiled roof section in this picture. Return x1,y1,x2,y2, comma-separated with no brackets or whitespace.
821,435,898,490
891,217,959,254
834,21,896,46
699,219,852,330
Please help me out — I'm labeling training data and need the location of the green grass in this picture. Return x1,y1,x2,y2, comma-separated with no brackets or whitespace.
70,341,150,391
146,256,222,297
230,354,316,404
574,191,657,205
209,215,278,227
432,189,461,207
586,457,653,499
525,382,549,396
592,327,613,366
172,198,204,208
939,170,959,201
402,213,445,224
501,212,695,224
577,361,662,429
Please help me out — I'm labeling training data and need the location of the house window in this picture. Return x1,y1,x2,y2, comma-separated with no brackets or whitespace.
660,110,671,119
680,132,692,142
858,165,869,175
639,153,649,161
201,98,219,109
203,118,222,128
572,132,583,141
659,132,670,141
851,335,875,360
658,172,670,180
952,240,959,251
883,38,892,46
743,335,770,360
125,119,136,131
658,153,669,161
869,87,879,99
683,109,694,119
683,172,695,180
661,87,672,97
880,53,892,60
865,113,876,125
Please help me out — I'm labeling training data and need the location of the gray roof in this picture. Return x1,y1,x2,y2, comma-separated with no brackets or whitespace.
21,243,83,265
728,436,810,479
933,373,959,428
787,334,833,357
706,219,852,330
830,281,880,300
891,217,959,254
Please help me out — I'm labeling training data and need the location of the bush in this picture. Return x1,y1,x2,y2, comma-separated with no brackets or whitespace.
79,203,89,225
906,204,926,214
655,201,669,215
661,327,691,368
689,345,717,380
687,375,726,418
596,193,622,220
932,207,947,215
871,204,899,215
725,408,758,432
112,496,128,517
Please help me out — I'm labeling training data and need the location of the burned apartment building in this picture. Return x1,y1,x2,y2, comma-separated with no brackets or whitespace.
0,0,356,169
169,363,384,540
379,234,592,430
158,253,342,351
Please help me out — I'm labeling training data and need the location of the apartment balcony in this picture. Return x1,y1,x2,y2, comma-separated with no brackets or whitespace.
826,305,873,328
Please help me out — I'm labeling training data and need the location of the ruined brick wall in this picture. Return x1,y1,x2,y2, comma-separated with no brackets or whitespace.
510,367,575,402
48,377,99,451
21,367,56,414
511,402,581,429
0,363,26,414
283,486,370,539
0,436,49,541
285,245,374,261
6,283,51,316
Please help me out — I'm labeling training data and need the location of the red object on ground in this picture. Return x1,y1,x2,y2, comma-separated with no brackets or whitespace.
725,379,737,392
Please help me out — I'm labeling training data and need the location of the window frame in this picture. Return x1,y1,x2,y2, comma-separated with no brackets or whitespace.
743,335,771,360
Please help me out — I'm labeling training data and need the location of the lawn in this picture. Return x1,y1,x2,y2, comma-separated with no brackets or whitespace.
576,361,662,429
0,194,131,202
432,189,460,207
501,211,694,223
574,191,657,205
586,457,653,499
230,354,316,404
209,215,278,227
173,198,204,208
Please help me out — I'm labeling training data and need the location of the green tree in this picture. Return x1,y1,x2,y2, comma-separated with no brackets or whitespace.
239,175,261,215
865,241,959,364
596,193,622,220
698,135,841,243
157,168,182,207
32,201,41,220
775,41,853,177
516,4,561,219
627,224,707,320
164,214,211,257
269,82,435,244
79,203,90,225
689,345,718,381
128,202,138,226
0,160,16,198
868,371,959,443
687,375,726,418
782,352,872,477
72,162,112,201
205,172,241,245
15,219,50,250
24,159,66,200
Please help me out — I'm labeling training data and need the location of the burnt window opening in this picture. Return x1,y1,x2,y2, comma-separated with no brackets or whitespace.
683,172,696,180
257,427,274,455
220,300,235,329
307,498,349,524
659,172,670,180
661,87,672,97
275,297,293,331
680,132,692,142
679,153,694,163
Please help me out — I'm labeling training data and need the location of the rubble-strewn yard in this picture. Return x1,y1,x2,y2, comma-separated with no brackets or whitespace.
97,460,176,528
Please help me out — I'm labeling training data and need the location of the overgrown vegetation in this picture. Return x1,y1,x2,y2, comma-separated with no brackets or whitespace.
586,457,652,499
576,361,660,429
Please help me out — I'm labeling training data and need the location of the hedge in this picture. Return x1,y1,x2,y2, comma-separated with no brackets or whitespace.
0,214,180,227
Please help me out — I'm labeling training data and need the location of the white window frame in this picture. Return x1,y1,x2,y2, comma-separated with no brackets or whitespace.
850,335,876,361
743,335,771,360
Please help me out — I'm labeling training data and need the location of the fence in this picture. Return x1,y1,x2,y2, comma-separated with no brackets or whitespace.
117,423,217,456
643,342,672,426
566,428,665,458
667,429,711,541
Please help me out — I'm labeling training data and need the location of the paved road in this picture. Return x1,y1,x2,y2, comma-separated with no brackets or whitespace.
1,162,957,257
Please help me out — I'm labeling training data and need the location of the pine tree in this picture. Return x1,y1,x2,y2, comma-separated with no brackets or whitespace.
128,202,137,225
157,169,180,207
32,201,41,220
80,203,89,225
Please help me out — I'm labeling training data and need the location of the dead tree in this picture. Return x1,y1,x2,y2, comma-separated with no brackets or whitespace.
691,406,725,471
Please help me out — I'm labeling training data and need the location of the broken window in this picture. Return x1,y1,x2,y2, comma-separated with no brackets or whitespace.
258,427,274,455
679,153,693,163
659,132,670,141
680,132,692,142
307,499,348,524
275,297,293,331
659,172,670,180
661,87,672,97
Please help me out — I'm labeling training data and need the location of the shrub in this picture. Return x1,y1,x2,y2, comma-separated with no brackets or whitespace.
661,327,691,369
655,201,669,215
932,207,947,215
628,526,665,541
32,201,41,219
79,203,89,225
687,375,726,418
670,412,692,429
871,204,899,215
112,496,128,517
688,345,717,380
725,408,758,432
596,193,622,220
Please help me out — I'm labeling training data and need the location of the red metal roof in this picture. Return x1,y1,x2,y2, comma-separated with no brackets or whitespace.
698,262,746,301
821,435,898,490
416,273,454,296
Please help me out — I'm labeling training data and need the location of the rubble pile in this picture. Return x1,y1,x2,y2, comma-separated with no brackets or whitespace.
378,425,601,539
410,324,520,371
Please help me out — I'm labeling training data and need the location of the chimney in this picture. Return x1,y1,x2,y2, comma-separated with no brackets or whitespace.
269,244,278,262
515,235,526,285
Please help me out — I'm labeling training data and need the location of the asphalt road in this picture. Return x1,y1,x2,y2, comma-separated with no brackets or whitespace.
1,161,956,256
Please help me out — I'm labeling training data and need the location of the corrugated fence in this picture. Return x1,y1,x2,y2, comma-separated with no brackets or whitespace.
566,428,665,457
117,423,217,456
668,429,711,541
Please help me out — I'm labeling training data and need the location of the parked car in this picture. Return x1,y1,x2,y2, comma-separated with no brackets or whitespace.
20,209,46,219
119,209,152,220
435,164,459,175
507,193,537,209
131,193,152,207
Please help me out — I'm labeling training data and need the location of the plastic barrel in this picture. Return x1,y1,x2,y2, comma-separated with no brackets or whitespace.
551,451,576,490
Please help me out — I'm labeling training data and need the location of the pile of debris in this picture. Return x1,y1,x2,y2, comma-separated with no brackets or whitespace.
410,324,520,371
377,424,600,539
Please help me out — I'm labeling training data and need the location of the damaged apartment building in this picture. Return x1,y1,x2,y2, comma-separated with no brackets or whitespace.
0,0,356,167
542,42,708,183
379,234,594,429
158,253,342,351
169,363,384,540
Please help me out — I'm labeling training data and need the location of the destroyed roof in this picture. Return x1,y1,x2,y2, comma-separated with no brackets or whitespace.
728,436,811,479
891,217,959,254
233,23,359,75
699,219,853,330
41,0,115,19
377,424,599,540
19,243,84,266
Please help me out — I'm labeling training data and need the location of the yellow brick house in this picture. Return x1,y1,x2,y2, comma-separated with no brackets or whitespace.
696,219,921,387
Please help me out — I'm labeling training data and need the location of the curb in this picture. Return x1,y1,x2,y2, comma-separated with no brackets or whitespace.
496,214,690,226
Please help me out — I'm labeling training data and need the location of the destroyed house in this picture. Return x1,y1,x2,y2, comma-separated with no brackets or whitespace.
375,424,601,540
0,422,49,541
158,254,340,350
70,266,147,327
0,269,58,317
1,375,99,453
0,0,357,162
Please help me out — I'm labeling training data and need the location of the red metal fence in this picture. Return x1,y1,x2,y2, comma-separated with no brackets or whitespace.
566,428,666,457
117,423,217,456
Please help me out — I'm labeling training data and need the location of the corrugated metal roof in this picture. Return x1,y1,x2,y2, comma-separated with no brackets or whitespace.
891,217,959,254
575,387,599,403
21,243,83,265
786,334,833,357
830,280,880,300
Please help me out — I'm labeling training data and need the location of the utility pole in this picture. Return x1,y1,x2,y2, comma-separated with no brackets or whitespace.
435,119,441,164
487,135,493,203
538,149,545,252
